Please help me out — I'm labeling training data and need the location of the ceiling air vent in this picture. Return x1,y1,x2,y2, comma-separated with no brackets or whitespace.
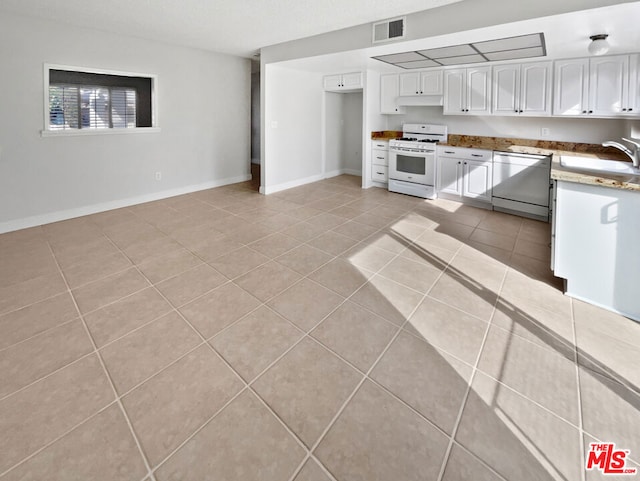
372,17,405,44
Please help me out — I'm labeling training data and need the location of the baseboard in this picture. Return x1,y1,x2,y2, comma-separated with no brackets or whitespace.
263,170,363,195
262,173,325,195
325,169,362,178
0,174,252,234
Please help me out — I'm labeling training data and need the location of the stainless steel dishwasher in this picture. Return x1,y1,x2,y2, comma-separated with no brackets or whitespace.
492,151,552,221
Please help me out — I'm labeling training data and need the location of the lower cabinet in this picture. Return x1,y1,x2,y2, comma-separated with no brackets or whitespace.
553,180,640,321
463,160,493,203
371,139,389,183
437,147,493,205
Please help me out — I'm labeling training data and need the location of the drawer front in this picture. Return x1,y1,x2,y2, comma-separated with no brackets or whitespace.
371,165,388,182
372,140,389,150
437,146,492,161
372,150,388,166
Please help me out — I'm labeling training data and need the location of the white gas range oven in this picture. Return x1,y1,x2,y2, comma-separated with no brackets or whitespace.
388,123,448,199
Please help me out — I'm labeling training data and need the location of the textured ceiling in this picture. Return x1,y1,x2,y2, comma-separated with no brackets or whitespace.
0,0,464,57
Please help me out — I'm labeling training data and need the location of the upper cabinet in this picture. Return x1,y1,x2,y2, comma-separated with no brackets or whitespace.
323,72,363,92
376,53,640,118
380,74,406,114
443,67,491,115
492,61,552,116
554,55,639,117
553,59,589,116
399,70,443,96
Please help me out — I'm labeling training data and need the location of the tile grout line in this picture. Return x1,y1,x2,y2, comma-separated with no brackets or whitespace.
571,298,588,481
0,315,80,354
103,230,327,475
98,226,272,475
285,233,466,481
435,255,509,481
131,198,388,475
44,241,159,481
0,399,121,478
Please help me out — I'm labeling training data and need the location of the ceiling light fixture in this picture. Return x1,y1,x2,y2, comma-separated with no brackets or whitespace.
588,34,610,56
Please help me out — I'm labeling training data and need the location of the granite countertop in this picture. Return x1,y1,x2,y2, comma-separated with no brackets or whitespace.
371,131,640,192
371,131,403,140
441,135,640,192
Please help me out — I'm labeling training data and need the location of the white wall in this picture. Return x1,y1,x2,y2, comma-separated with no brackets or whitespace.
324,91,363,176
387,107,629,144
324,92,343,174
343,93,363,174
263,64,324,193
261,0,632,64
0,12,251,232
251,71,261,164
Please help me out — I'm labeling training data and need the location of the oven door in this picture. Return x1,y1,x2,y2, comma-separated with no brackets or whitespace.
389,149,435,185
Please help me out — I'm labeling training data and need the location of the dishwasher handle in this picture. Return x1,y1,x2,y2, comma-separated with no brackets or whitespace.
493,151,549,160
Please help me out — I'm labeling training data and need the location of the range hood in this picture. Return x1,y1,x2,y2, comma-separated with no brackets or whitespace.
396,95,443,106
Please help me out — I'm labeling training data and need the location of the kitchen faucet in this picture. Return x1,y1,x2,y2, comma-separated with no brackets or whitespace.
602,138,640,169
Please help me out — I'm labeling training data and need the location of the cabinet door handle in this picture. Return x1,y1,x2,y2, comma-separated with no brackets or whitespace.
471,154,483,157
589,110,593,114
376,156,384,159
582,110,587,114
444,150,455,154
623,108,628,112
464,162,467,165
457,161,461,165
629,108,634,111
416,91,419,94
376,172,384,175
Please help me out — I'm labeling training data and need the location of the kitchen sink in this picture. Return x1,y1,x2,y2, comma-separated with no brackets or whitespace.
559,156,638,175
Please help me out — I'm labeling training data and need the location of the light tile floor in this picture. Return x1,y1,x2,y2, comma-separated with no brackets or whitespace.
1,174,639,481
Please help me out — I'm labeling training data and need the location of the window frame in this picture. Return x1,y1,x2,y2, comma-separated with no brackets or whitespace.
42,63,160,137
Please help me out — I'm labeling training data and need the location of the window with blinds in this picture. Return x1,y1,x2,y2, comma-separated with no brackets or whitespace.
49,85,137,130
45,67,154,133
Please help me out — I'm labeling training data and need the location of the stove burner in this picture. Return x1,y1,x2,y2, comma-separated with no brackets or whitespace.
398,137,418,141
419,139,438,143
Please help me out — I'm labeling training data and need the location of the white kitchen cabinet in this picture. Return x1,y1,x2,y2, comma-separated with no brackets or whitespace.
553,55,639,117
380,74,405,114
553,58,589,116
553,180,640,321
371,139,389,183
463,160,493,203
492,61,552,116
629,55,640,115
443,67,491,115
323,72,363,91
437,147,492,205
589,55,628,116
437,154,463,196
399,70,443,96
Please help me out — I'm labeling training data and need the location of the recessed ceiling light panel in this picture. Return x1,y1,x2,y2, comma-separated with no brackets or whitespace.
373,52,426,64
484,46,545,61
436,54,487,65
417,44,476,59
395,59,441,69
372,33,545,69
473,33,542,53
